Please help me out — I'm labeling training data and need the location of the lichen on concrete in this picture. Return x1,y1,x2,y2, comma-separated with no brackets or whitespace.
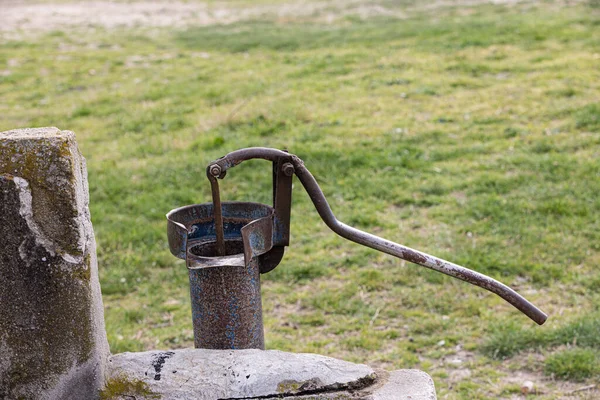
99,375,161,400
277,378,328,394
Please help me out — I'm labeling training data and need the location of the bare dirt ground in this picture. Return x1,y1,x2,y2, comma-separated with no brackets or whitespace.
1,0,397,33
0,0,552,35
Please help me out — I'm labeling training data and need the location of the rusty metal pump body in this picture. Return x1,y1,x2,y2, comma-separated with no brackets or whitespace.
167,148,547,350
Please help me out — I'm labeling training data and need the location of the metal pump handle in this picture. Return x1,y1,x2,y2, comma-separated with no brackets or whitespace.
207,147,548,325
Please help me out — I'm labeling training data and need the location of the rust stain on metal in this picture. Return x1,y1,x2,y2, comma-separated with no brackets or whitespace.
401,249,428,265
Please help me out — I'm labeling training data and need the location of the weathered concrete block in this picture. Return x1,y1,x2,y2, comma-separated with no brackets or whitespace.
0,127,109,399
372,370,437,400
106,349,436,399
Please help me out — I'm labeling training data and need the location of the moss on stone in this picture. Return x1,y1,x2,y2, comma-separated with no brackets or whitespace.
277,381,301,392
277,378,323,394
71,253,93,282
99,376,161,400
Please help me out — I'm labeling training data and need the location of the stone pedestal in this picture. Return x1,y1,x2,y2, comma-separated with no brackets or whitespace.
0,127,109,400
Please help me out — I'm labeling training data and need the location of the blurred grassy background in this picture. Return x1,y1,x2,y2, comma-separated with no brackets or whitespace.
1,0,599,398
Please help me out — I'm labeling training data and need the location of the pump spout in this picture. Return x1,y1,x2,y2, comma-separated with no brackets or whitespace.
289,155,548,326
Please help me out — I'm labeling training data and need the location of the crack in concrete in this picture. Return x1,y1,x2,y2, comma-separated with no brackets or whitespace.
218,373,378,400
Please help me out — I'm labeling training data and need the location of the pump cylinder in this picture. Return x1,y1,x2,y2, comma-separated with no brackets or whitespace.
166,202,276,350
187,238,264,349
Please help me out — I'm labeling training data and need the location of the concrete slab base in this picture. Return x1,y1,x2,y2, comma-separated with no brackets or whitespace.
106,349,436,399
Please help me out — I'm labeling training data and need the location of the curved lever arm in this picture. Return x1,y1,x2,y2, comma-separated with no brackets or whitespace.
207,148,548,325
289,156,548,325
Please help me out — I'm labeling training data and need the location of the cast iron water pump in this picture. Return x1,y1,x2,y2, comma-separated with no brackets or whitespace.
167,148,547,350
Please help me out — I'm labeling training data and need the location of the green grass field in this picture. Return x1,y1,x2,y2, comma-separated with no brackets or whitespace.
1,1,599,398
